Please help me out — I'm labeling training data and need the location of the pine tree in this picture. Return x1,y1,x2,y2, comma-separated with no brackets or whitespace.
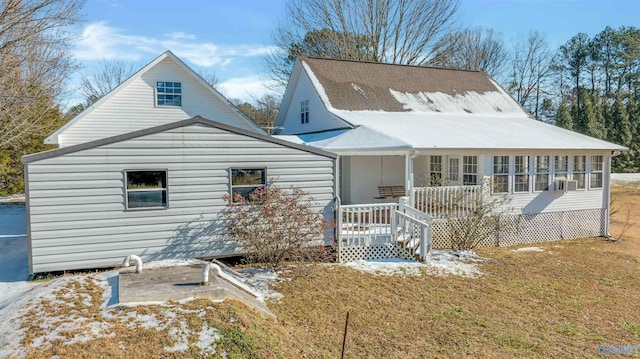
555,101,573,130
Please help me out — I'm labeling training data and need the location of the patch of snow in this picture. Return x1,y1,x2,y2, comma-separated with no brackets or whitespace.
235,267,284,302
513,247,545,252
302,61,334,110
611,173,640,185
340,250,483,278
390,88,523,115
141,258,207,269
0,193,25,202
196,323,221,353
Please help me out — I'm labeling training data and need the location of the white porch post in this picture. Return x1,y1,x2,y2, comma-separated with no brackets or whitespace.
405,151,419,206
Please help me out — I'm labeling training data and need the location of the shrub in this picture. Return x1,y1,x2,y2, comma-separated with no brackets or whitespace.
221,185,333,269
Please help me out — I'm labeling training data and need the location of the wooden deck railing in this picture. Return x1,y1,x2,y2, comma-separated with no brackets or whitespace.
413,185,483,218
336,199,432,262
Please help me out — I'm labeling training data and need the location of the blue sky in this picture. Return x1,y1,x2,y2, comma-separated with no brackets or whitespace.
69,0,639,105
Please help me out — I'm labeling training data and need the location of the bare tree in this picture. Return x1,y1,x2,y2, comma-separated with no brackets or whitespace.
79,60,137,103
430,27,507,79
0,0,84,147
232,93,281,132
266,0,461,89
509,31,554,120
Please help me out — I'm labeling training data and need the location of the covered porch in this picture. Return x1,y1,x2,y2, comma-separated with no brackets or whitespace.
337,150,486,209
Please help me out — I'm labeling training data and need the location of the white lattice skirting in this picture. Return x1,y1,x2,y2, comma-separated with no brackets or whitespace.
338,243,414,263
431,208,607,249
338,209,607,262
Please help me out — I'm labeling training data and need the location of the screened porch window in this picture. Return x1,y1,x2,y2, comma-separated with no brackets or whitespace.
590,155,604,189
492,156,509,193
463,156,478,185
534,155,550,191
429,155,442,186
231,168,266,202
573,155,586,189
125,170,168,209
554,155,568,180
514,155,530,193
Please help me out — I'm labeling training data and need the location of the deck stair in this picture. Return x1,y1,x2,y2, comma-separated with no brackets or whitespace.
337,197,432,263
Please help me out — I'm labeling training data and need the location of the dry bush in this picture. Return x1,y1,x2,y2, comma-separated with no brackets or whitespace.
446,190,517,250
221,185,333,269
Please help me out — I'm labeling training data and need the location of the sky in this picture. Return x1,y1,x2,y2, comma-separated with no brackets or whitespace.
68,0,640,107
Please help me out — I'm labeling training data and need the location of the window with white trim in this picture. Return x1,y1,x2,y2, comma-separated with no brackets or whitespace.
534,155,550,191
156,81,182,106
554,155,568,180
300,100,309,124
231,168,266,202
514,155,530,193
573,155,586,189
492,156,509,193
463,156,478,185
125,170,168,209
429,155,442,186
590,155,604,189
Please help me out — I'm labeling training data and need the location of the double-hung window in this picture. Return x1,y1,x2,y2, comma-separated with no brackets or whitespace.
157,81,182,106
573,155,586,189
231,168,267,202
534,155,550,191
429,155,442,186
590,155,604,189
514,155,530,193
554,155,568,180
300,100,309,124
492,156,509,193
125,170,168,209
463,156,478,185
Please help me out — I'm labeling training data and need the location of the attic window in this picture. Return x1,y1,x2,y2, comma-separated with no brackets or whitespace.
157,81,182,106
300,100,309,124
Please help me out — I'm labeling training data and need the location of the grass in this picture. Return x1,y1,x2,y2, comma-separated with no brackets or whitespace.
14,184,640,358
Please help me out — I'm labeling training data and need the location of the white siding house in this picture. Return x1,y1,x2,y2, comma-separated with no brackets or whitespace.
23,117,336,274
46,51,263,147
275,57,627,254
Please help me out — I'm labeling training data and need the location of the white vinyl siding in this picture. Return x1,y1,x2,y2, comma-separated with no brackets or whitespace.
277,66,350,135
25,123,335,273
56,57,259,147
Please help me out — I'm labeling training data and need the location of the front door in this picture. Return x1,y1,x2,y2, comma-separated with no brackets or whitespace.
448,156,462,186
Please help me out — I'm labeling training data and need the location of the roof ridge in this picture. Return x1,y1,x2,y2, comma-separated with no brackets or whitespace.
300,56,485,74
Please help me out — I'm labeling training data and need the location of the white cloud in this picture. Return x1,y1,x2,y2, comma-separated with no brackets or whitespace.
218,76,278,102
73,21,273,68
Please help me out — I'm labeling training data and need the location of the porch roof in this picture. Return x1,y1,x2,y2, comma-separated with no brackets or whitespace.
276,111,627,152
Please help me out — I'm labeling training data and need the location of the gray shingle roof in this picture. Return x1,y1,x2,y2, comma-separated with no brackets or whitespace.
301,57,504,113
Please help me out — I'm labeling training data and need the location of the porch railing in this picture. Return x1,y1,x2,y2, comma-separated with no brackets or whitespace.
336,199,432,261
338,203,398,247
413,185,483,218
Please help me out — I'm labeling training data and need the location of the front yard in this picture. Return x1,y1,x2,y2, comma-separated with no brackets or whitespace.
2,184,640,358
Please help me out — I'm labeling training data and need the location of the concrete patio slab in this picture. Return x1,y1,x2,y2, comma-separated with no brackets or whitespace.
118,264,275,319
